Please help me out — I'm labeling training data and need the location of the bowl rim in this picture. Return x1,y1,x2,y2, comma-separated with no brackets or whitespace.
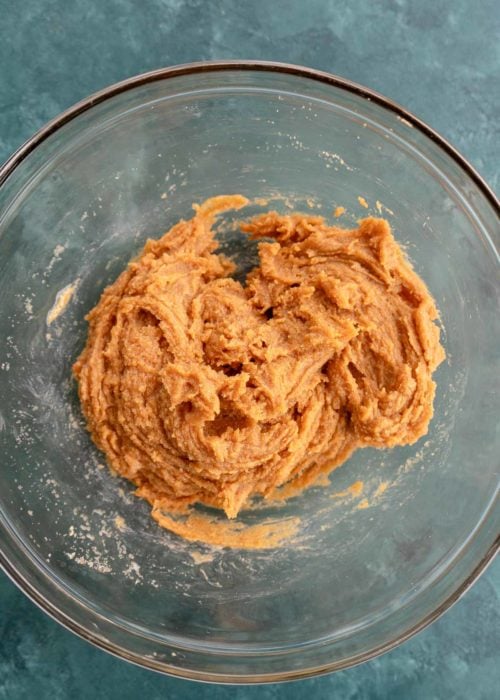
1,59,499,216
0,59,498,684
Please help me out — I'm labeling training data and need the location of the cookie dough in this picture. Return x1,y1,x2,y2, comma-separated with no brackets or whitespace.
73,195,445,520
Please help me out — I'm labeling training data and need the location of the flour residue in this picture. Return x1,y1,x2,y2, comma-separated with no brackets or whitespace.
357,196,369,209
253,197,270,207
63,506,149,585
334,206,346,218
64,512,114,575
355,480,391,511
47,280,79,325
319,151,354,172
73,554,112,574
330,480,364,500
374,481,389,497
152,509,301,549
123,560,143,583
45,244,66,276
375,200,395,216
114,515,126,531
189,550,215,565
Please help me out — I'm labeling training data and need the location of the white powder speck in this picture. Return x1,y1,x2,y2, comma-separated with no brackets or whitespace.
189,550,215,565
319,150,354,171
46,280,79,325
124,560,143,583
44,244,66,276
114,515,126,531
74,555,112,574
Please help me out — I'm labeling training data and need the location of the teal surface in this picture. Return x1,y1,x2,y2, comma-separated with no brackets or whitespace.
0,0,498,698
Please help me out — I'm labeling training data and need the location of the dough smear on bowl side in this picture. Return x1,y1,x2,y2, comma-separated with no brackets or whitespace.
73,194,445,531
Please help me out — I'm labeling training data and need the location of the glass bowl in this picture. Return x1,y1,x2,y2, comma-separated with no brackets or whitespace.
0,61,498,683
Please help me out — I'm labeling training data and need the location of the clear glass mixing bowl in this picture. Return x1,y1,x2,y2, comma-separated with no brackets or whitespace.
0,62,498,683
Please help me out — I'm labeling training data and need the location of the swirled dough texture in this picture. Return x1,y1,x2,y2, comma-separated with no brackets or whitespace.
74,195,445,520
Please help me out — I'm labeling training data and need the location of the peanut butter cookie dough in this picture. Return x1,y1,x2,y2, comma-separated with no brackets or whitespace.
73,195,445,524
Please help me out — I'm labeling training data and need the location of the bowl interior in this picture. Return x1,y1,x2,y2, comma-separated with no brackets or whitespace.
0,66,498,680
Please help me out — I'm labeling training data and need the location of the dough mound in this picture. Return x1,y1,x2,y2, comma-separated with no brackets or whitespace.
73,195,445,519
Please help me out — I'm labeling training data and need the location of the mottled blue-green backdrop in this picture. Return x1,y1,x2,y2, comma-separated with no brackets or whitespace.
0,1,498,698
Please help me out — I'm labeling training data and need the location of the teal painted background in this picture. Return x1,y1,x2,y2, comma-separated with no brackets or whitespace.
0,0,498,697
